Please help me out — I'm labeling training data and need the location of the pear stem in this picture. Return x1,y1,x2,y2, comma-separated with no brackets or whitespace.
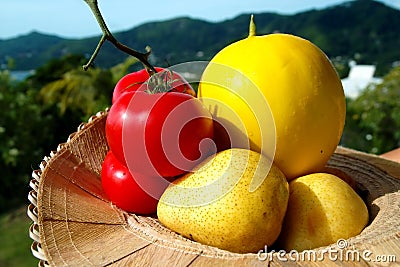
82,0,156,75
249,14,256,37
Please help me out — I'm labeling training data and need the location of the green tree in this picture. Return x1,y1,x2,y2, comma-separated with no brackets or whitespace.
40,68,113,117
27,54,88,87
0,70,55,212
39,55,138,119
0,54,137,213
342,66,400,154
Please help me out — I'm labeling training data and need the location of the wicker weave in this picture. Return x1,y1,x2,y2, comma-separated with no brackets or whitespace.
27,110,400,266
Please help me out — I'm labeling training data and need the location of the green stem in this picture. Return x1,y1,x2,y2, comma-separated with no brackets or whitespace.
249,14,256,37
83,34,106,71
82,0,156,74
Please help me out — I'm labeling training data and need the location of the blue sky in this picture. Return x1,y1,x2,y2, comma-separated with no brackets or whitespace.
1,0,399,39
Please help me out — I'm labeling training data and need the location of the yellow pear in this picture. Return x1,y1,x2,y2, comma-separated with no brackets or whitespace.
157,148,289,253
278,173,369,252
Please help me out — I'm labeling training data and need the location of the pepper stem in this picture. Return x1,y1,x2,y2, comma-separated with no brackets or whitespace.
82,0,156,75
249,14,256,37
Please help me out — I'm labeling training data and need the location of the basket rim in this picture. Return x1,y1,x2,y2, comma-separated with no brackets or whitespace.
27,109,400,266
27,110,108,266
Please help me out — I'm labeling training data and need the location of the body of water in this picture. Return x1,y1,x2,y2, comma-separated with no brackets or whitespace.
10,70,35,81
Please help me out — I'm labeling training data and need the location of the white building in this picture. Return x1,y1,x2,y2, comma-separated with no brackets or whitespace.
341,61,382,99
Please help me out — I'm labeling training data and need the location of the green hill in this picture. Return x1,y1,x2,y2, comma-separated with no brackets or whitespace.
1,0,399,76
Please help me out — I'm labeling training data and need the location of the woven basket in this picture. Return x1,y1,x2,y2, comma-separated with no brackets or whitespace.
27,110,400,266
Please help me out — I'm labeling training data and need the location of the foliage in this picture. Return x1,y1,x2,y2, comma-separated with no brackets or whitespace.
341,66,400,154
0,31,65,70
38,55,138,118
0,54,138,214
40,68,113,116
27,54,88,86
1,0,399,76
0,70,55,212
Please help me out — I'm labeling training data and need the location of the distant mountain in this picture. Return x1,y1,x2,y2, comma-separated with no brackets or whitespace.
1,0,399,76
